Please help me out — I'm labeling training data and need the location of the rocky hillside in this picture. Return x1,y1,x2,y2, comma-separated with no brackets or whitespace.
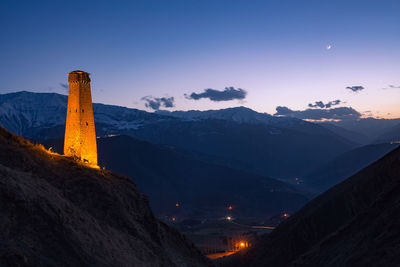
303,142,399,192
0,127,211,267
222,144,400,266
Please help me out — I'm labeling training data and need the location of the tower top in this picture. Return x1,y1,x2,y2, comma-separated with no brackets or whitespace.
68,70,90,82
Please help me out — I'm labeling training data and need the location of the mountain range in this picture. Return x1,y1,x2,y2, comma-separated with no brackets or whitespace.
0,91,359,180
2,91,400,197
303,142,399,192
3,92,400,148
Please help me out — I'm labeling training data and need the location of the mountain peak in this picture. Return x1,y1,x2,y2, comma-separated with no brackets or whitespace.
156,106,273,124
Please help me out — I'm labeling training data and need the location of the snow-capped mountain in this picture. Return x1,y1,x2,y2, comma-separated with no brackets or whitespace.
157,106,274,124
0,91,177,139
0,91,67,136
157,107,328,134
1,91,334,139
158,106,303,126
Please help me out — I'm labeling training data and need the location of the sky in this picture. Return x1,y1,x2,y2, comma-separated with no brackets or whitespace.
0,0,399,118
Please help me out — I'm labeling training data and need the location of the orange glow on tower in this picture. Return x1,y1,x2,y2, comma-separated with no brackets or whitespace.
64,70,98,166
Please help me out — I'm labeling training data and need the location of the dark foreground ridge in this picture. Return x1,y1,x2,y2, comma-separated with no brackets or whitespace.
222,144,400,266
0,127,211,267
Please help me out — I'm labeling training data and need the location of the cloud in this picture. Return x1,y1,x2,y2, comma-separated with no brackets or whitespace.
308,100,341,109
346,86,364,92
308,101,325,108
141,96,175,110
59,83,69,93
382,85,400,89
185,87,247,102
274,106,361,121
362,110,374,117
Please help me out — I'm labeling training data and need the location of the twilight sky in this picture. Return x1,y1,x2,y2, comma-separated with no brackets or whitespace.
0,0,399,118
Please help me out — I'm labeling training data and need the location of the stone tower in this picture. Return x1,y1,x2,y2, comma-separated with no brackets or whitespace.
64,70,97,166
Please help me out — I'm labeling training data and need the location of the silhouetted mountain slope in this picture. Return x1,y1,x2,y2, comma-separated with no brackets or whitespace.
129,119,354,179
222,145,400,267
329,117,400,144
41,135,310,218
0,127,210,267
293,187,400,266
318,122,369,145
0,91,356,179
374,122,400,143
304,143,398,192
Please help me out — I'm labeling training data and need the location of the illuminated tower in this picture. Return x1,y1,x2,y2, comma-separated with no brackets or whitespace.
64,70,97,166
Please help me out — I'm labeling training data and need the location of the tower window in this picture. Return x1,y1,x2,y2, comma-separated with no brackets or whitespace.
86,122,88,126
82,109,84,112
76,109,77,112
